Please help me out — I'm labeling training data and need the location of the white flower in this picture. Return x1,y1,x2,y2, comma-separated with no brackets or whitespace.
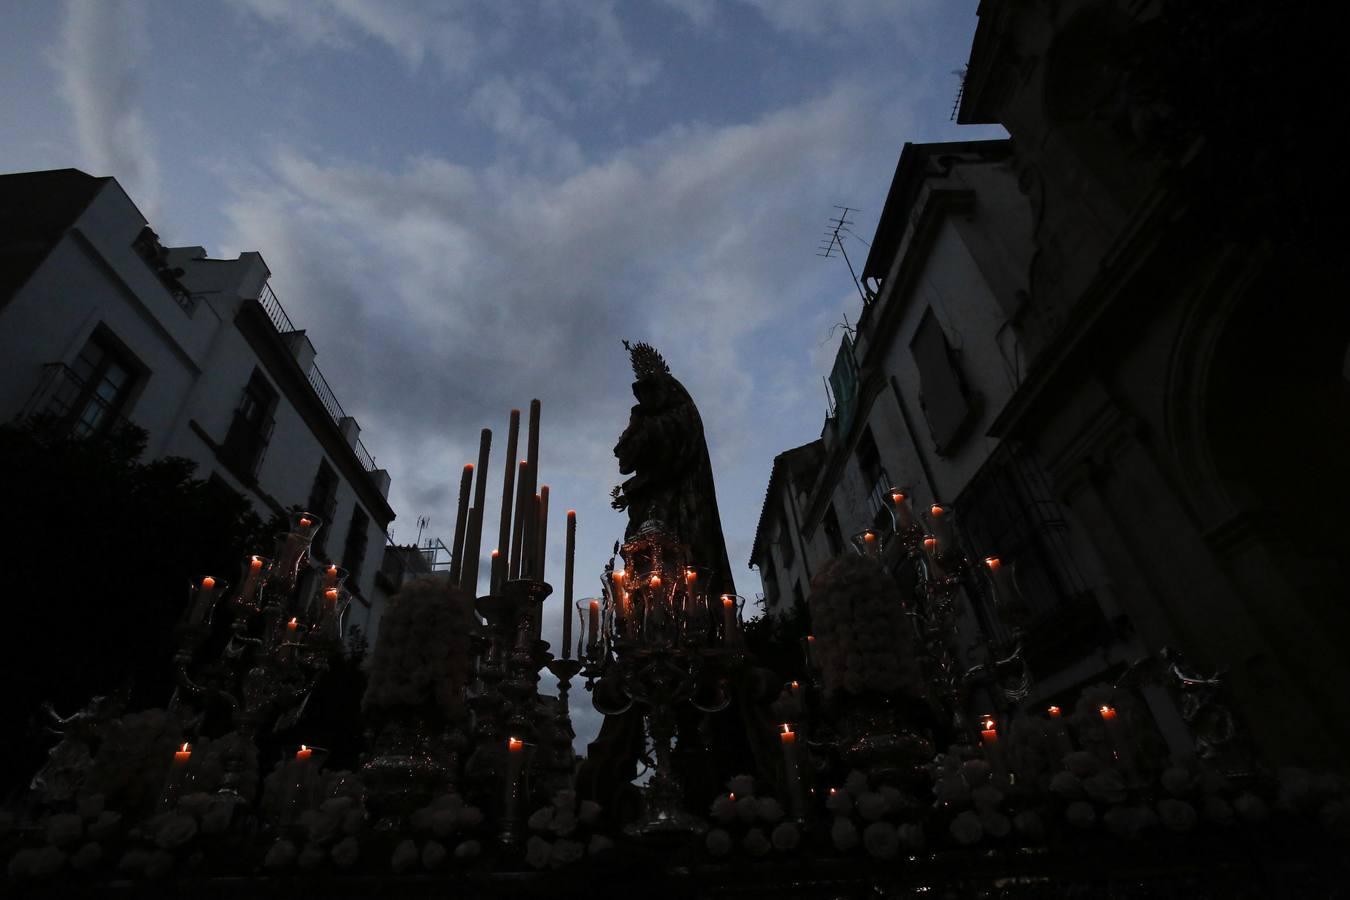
549,810,578,836
1049,771,1084,799
880,785,905,814
144,849,176,879
525,836,553,870
1198,770,1231,795
117,849,151,875
322,795,357,815
553,789,578,811
77,794,106,820
88,810,122,842
1064,751,1102,778
831,817,860,851
550,839,584,868
1083,770,1127,804
45,813,84,848
1161,767,1192,796
390,838,420,873
771,822,801,851
264,839,297,871
578,800,602,825
971,784,1004,811
331,836,360,868
825,790,853,815
705,828,733,857
1013,810,1045,842
455,840,482,860
431,808,458,838
710,794,737,824
153,813,198,850
1065,801,1096,829
863,821,900,859
421,840,447,870
7,848,34,879
343,809,365,835
899,822,924,851
756,798,785,823
856,792,888,822
29,846,68,878
1234,792,1268,824
528,807,555,831
979,810,1011,838
949,810,983,845
200,797,236,836
1103,805,1145,839
588,834,614,855
70,841,102,872
457,806,484,828
1202,795,1235,827
1157,798,1197,833
307,811,341,844
298,843,326,870
735,796,760,823
177,792,213,819
727,774,756,797
742,827,771,857
844,770,870,796
960,759,992,785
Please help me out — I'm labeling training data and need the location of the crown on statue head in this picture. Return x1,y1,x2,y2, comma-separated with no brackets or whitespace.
623,339,671,380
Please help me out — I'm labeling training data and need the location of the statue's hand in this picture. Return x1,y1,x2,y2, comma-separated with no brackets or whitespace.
610,485,627,511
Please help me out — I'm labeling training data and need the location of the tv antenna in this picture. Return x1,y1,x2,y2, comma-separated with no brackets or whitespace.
950,67,968,121
415,515,430,547
817,205,868,306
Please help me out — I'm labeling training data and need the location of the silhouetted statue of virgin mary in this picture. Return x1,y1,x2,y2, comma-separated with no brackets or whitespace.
578,341,773,823
610,340,736,600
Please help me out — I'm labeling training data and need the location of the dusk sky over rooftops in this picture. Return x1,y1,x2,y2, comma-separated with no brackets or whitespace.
3,0,1003,747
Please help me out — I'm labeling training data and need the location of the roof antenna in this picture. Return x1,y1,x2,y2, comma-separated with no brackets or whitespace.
415,515,430,547
817,205,868,306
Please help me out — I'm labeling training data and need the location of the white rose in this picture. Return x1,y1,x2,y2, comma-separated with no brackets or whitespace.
742,827,771,857
825,789,853,815
771,822,801,851
71,841,102,872
88,811,123,842
1064,751,1102,778
200,798,236,836
1233,792,1268,824
431,808,458,838
1202,795,1235,827
1049,771,1084,799
856,792,888,822
1065,801,1096,829
844,771,870,796
971,784,1004,811
331,836,361,868
1013,810,1045,842
154,813,198,850
527,806,555,831
455,840,482,860
979,810,1011,838
421,840,447,870
705,828,733,857
588,834,615,855
549,810,578,836
949,810,983,846
1160,767,1192,796
727,774,756,797
1083,771,1127,805
550,839,584,868
144,849,176,879
863,821,900,859
457,806,485,829
298,843,326,870
831,817,860,852
77,794,106,820
578,800,602,825
960,759,992,785
1157,798,1197,833
30,846,68,878
898,823,924,851
552,790,578,811
264,839,297,871
45,813,84,848
525,836,552,870
710,794,737,824
756,798,785,823
880,786,905,814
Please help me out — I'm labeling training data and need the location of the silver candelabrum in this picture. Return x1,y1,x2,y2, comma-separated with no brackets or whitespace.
172,510,350,802
574,520,745,839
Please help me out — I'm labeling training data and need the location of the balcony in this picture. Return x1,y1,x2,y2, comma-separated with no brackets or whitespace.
20,363,136,439
257,283,378,473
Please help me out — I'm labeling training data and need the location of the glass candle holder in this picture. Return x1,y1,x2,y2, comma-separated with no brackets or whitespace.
925,503,955,546
186,576,227,626
887,486,917,534
234,554,271,612
849,528,885,558
718,594,746,646
982,556,1028,626
577,597,603,661
681,565,714,641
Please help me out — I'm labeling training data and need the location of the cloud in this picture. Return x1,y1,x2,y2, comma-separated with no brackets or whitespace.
55,0,161,220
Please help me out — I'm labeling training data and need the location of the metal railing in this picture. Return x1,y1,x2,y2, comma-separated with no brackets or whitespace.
20,363,136,439
256,283,378,473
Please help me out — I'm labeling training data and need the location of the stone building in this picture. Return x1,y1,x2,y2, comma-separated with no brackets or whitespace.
755,1,1350,769
0,168,399,645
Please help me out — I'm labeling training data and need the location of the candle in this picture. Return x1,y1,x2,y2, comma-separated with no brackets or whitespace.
286,617,299,639
1098,704,1135,773
1099,705,1117,722
587,599,600,657
536,485,549,581
721,595,737,645
239,555,264,603
490,549,502,595
779,724,805,820
189,576,217,624
162,742,193,809
463,429,493,595
449,463,474,585
175,742,192,765
497,410,520,583
299,517,312,529
649,574,662,588
508,737,524,753
980,716,1005,775
889,490,915,530
562,511,576,659
803,635,816,669
863,531,877,556
928,503,954,544
1048,705,1073,756
923,536,945,578
296,744,313,762
509,460,529,579
1048,705,1061,719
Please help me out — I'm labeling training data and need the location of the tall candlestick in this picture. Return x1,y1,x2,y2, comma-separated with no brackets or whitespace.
524,398,541,528
1099,705,1135,774
980,716,1005,775
863,530,878,556
587,599,600,658
509,460,529,579
1047,705,1073,757
928,503,954,545
536,485,550,581
721,595,738,645
489,550,502,596
502,736,527,843
522,492,540,581
188,576,217,624
923,537,946,578
463,428,492,595
162,742,192,809
238,555,264,605
449,463,473,584
889,489,915,530
779,724,805,820
563,510,576,659
497,409,520,581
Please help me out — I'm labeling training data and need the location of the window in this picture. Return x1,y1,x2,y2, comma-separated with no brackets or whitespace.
343,505,370,582
856,424,892,526
778,506,795,568
823,504,844,557
762,563,780,609
221,369,277,480
307,460,339,557
910,308,974,454
57,327,143,437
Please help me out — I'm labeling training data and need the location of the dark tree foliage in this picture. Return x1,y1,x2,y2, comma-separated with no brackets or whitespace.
742,594,811,685
0,417,274,794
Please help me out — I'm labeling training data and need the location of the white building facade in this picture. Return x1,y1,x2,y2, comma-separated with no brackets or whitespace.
0,169,396,641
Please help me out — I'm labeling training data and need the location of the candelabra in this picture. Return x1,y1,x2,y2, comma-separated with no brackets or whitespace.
575,520,742,838
172,510,347,802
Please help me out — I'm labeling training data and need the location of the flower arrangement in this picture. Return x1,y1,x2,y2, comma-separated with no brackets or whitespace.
703,774,800,859
806,555,923,699
522,790,610,869
822,770,925,859
363,576,475,718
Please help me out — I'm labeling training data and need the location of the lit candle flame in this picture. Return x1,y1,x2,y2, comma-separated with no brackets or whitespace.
181,742,190,752
1048,705,1061,716
985,557,1001,569
325,588,339,601
931,504,944,517
649,574,661,588
201,576,215,589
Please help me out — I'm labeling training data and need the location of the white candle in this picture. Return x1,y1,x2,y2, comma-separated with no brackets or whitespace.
721,595,737,645
562,510,575,658
587,599,600,657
